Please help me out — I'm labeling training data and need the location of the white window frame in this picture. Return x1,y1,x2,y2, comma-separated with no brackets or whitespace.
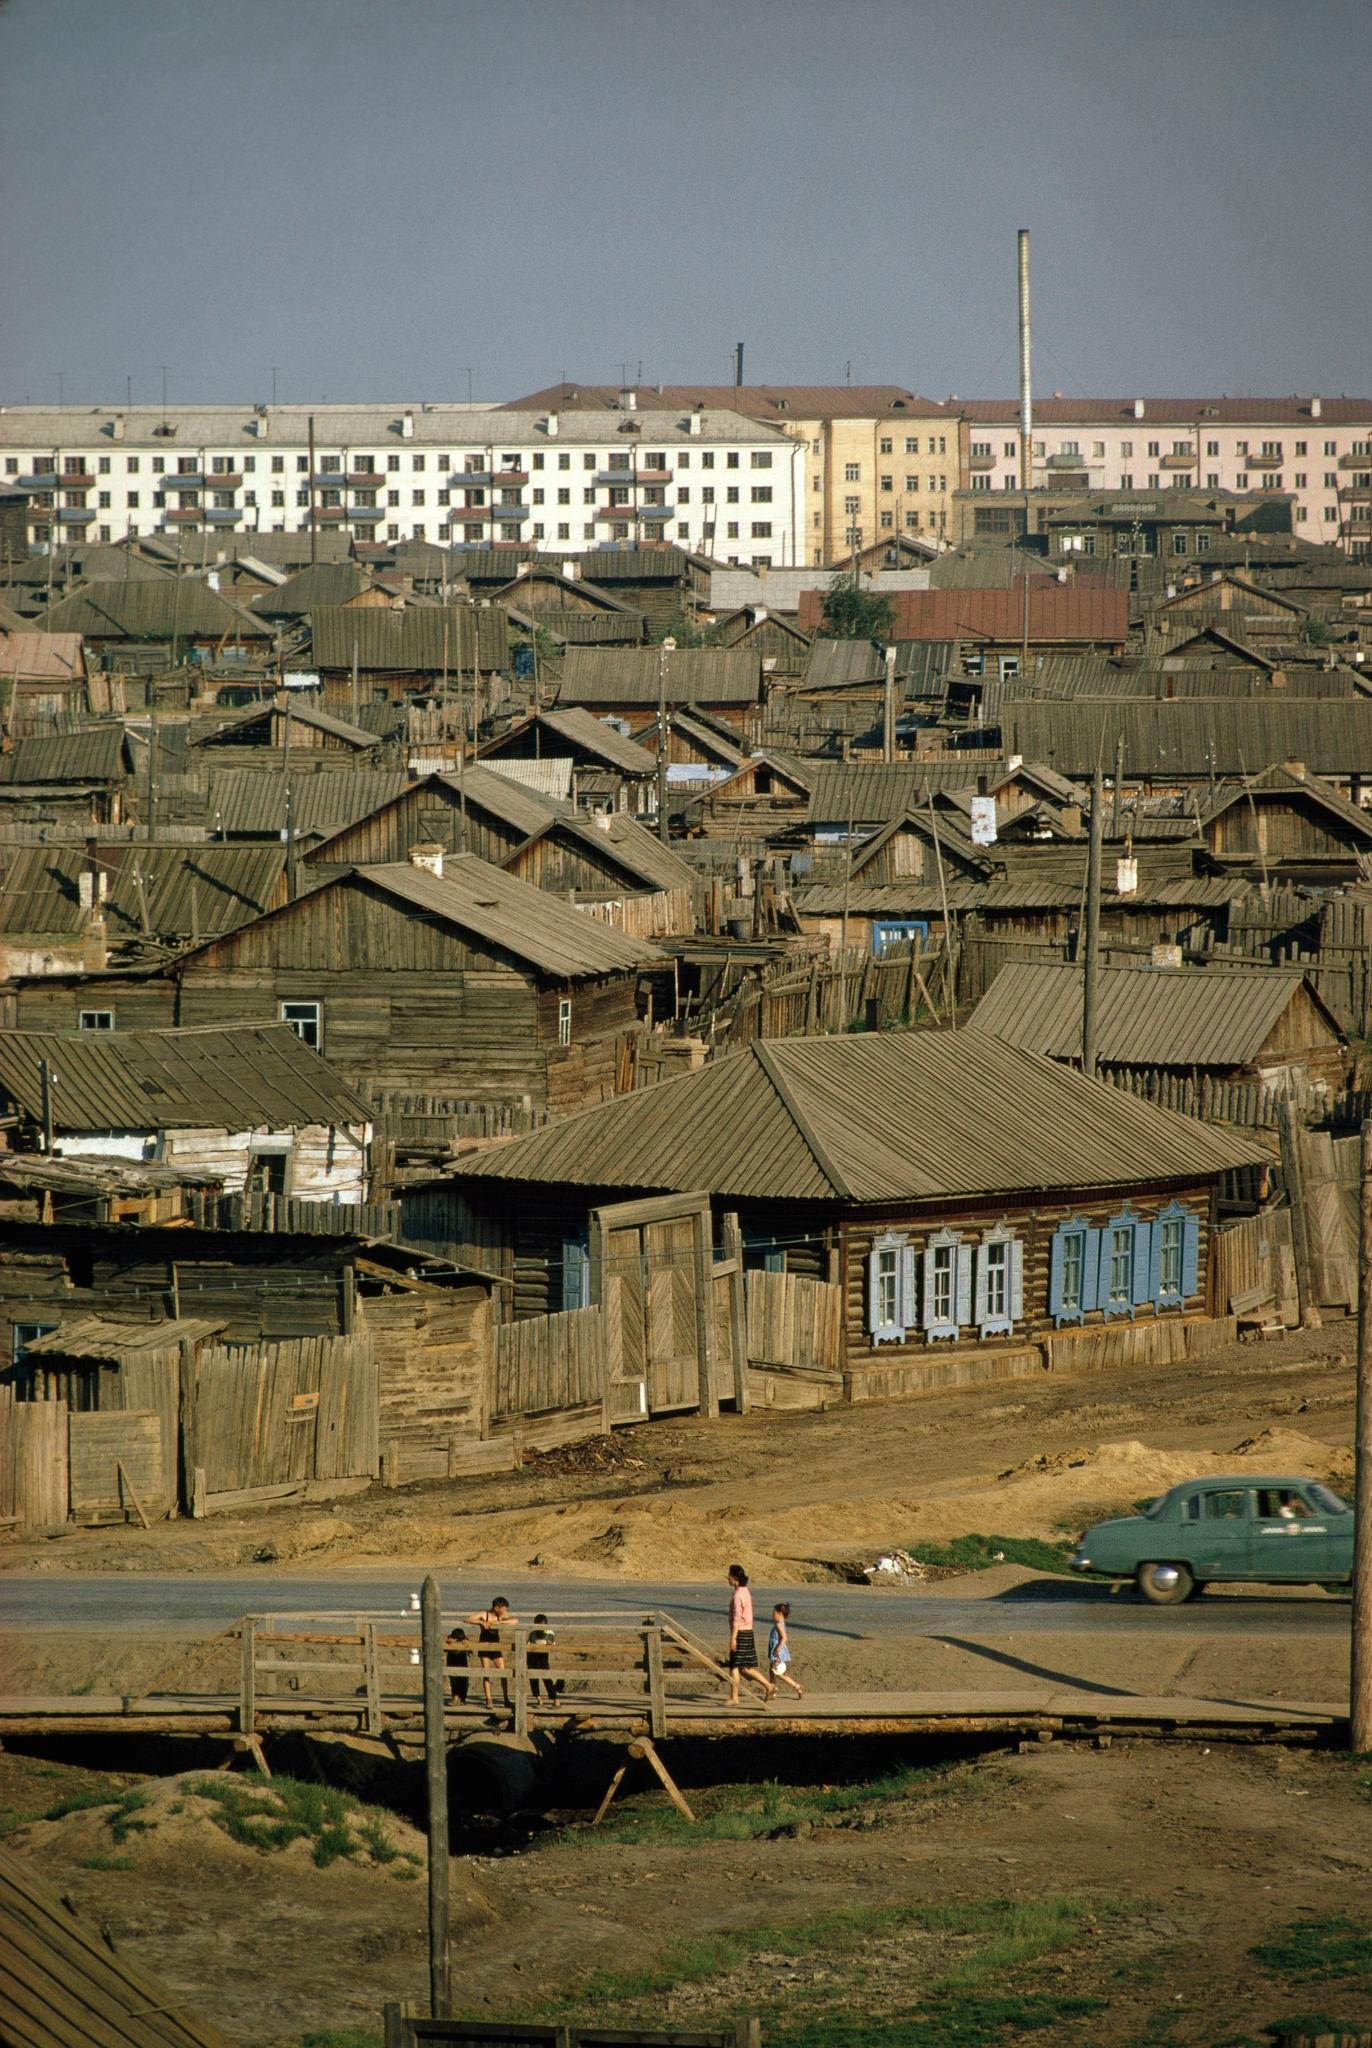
922,1227,971,1343
78,1009,114,1031
280,999,321,1050
867,1229,917,1345
975,1223,1023,1339
557,997,572,1047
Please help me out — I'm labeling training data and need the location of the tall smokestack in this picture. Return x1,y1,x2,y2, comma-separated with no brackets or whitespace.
1017,229,1032,497
734,342,744,389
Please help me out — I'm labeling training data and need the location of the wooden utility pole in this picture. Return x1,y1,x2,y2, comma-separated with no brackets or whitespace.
420,1575,451,2018
1081,765,1104,1077
657,637,674,847
1353,1119,1372,1752
307,413,318,565
882,642,896,762
1278,1093,1318,1330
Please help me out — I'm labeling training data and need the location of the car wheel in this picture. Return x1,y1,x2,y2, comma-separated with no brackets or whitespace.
1135,1560,1195,1606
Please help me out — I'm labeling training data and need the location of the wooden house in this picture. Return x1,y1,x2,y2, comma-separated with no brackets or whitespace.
797,584,1131,660
0,724,136,828
478,705,658,815
993,701,1372,799
308,605,510,709
484,564,646,646
191,695,385,772
168,848,662,1115
301,764,699,937
1198,762,1372,883
0,840,289,975
969,961,1348,1100
35,580,273,663
418,1031,1261,1404
206,764,410,842
711,607,813,677
551,646,766,737
0,1021,373,1200
0,630,88,726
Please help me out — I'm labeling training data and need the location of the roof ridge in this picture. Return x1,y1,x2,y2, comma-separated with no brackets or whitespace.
752,1041,853,1201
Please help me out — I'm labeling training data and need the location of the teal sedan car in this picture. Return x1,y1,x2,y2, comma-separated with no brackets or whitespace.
1068,1475,1354,1603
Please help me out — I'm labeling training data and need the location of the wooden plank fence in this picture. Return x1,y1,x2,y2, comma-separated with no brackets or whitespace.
710,941,954,1047
0,1387,69,1532
493,1297,612,1423
1212,1210,1296,1320
1099,1065,1286,1130
194,1193,401,1238
186,1333,378,1506
744,1271,844,1406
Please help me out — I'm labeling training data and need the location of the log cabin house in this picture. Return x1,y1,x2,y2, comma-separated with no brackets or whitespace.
419,1029,1263,1401
478,705,658,815
167,848,662,1115
551,645,766,738
1197,762,1372,884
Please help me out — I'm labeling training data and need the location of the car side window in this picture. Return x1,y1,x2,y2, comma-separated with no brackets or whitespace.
1183,1494,1202,1521
1202,1489,1247,1520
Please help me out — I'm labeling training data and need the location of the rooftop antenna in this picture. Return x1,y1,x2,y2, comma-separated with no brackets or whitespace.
845,359,851,386
160,365,168,433
126,375,133,410
734,342,744,389
271,366,278,406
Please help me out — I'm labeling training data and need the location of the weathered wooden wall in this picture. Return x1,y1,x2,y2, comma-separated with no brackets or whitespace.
68,1410,167,1519
0,1386,68,1531
368,1287,492,1483
493,1299,612,1420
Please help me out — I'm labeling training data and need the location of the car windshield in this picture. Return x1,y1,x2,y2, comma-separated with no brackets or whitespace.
1142,1493,1171,1519
1307,1483,1350,1515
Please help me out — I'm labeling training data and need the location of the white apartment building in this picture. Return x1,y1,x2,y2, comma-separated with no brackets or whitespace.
959,397,1372,556
0,401,803,567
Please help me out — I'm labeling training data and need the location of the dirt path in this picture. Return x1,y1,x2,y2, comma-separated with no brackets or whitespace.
1,1324,1354,1584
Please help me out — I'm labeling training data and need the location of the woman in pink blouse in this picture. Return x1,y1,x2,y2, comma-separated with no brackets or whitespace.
725,1563,774,1704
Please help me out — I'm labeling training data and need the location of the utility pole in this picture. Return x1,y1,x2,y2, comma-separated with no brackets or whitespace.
1081,765,1104,1077
39,1058,55,1155
1017,226,1033,578
308,413,317,565
882,642,896,763
657,637,674,846
420,1576,451,2017
145,673,158,841
1352,1118,1372,1752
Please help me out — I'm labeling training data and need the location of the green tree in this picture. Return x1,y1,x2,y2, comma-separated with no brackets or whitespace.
820,573,894,641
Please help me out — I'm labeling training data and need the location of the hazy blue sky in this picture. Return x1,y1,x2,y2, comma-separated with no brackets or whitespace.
2,0,1369,407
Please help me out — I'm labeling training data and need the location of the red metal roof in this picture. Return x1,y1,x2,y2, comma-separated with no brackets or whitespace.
795,584,1130,645
504,382,956,421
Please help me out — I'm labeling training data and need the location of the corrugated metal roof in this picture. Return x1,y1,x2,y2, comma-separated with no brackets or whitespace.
24,1316,227,1360
453,1028,1263,1205
37,580,270,642
350,856,663,977
195,699,382,750
798,585,1131,645
556,646,764,707
0,842,287,941
995,700,1372,777
208,766,409,836
1200,762,1372,841
802,762,981,824
309,605,509,671
803,639,887,687
969,961,1339,1066
0,1022,370,1131
792,876,1240,915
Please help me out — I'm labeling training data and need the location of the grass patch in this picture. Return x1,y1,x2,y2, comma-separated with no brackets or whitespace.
79,1853,135,1872
907,1532,1076,1577
108,1787,153,1845
499,1893,1101,2047
185,1773,420,1875
1249,1916,1372,1983
568,1759,970,1847
39,1780,129,1823
292,2034,382,2048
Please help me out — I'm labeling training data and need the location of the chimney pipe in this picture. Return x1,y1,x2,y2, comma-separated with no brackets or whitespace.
1311,395,1322,419
734,342,744,388
1016,231,1032,494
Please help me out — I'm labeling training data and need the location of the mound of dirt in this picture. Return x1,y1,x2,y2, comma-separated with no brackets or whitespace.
8,1772,490,1904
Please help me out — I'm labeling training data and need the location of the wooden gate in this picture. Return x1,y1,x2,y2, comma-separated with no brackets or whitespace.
591,1192,744,1420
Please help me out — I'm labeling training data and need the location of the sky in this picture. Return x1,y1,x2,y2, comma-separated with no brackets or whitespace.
1,0,1370,408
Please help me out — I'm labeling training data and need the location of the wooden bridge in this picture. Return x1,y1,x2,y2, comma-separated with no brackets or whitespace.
0,1610,1347,1754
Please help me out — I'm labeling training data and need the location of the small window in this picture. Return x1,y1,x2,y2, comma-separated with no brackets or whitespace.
922,1228,970,1342
12,1322,57,1366
557,997,572,1047
280,1000,321,1049
1106,1223,1134,1310
78,1010,114,1032
975,1226,1023,1338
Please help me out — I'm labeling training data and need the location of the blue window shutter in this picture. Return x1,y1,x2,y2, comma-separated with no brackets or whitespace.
1081,1227,1102,1313
973,1245,989,1328
922,1245,941,1332
1048,1230,1066,1319
1148,1217,1164,1302
956,1243,973,1329
561,1237,590,1310
867,1246,883,1337
1181,1211,1200,1299
1132,1220,1154,1308
1009,1237,1024,1323
901,1243,918,1330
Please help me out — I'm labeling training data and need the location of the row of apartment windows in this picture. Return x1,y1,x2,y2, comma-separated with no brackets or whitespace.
866,1206,1199,1345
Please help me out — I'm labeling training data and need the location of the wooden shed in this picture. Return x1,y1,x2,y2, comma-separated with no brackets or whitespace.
1198,762,1372,883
